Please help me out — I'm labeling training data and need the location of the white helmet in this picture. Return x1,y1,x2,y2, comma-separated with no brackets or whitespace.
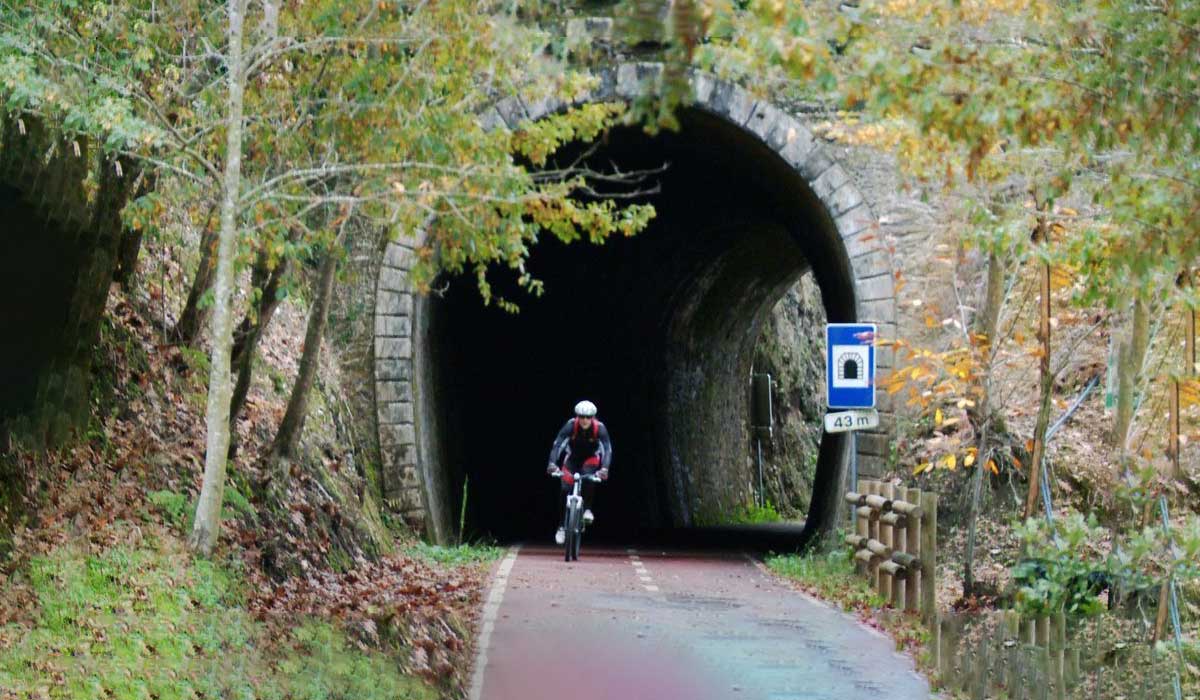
574,400,597,417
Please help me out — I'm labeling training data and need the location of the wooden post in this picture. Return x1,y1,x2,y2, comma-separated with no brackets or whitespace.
855,478,869,576
904,487,921,613
1050,609,1066,700
920,491,938,625
1004,610,1022,695
1153,581,1171,644
867,481,881,592
1170,378,1181,476
892,486,908,609
880,481,895,604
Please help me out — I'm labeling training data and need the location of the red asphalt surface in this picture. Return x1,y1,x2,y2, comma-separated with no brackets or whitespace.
473,544,931,700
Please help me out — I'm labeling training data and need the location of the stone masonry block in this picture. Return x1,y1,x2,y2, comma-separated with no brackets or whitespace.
687,69,716,106
616,62,663,99
585,66,618,102
725,86,755,126
375,337,412,360
828,182,865,218
377,265,410,293
382,401,414,425
477,107,505,133
851,249,891,279
856,454,887,479
810,164,850,203
377,291,413,316
495,96,530,129
858,298,897,325
744,101,785,144
375,357,412,381
384,243,414,269
837,207,877,243
376,380,412,404
374,314,411,338
798,148,836,186
855,272,895,303
766,114,804,152
379,422,416,448
856,432,891,457
524,93,566,122
777,126,819,171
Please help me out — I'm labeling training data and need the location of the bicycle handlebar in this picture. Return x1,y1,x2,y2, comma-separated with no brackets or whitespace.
548,469,603,482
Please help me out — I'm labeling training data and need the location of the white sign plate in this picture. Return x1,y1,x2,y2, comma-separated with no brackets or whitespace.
824,409,880,434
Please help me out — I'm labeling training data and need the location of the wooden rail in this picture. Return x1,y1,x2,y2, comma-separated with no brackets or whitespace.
844,479,938,620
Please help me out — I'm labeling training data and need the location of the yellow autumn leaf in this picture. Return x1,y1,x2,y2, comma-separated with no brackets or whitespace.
987,459,999,475
964,452,976,467
914,462,933,475
942,454,957,470
935,408,943,426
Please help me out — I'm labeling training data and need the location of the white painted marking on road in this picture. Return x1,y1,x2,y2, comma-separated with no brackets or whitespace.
468,546,520,700
644,584,659,592
639,575,653,583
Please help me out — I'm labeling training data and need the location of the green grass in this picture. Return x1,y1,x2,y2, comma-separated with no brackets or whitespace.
0,532,436,700
696,500,784,527
147,487,255,534
766,547,886,610
404,541,504,567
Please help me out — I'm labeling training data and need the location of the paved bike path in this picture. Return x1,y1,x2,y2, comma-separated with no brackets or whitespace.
470,544,931,700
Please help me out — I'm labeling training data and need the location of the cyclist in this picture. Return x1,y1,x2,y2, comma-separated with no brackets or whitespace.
546,400,612,545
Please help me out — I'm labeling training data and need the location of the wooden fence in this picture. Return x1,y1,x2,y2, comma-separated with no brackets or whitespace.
936,609,1179,700
843,479,939,621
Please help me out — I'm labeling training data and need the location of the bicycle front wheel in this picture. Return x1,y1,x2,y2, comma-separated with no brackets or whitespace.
564,505,580,562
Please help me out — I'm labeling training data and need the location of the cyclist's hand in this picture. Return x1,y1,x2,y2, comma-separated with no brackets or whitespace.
546,464,558,475
597,468,609,481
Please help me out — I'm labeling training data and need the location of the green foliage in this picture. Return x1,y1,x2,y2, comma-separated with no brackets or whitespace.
1012,512,1112,616
404,542,503,568
0,535,435,700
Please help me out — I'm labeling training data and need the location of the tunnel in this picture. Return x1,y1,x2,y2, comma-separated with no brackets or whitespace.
0,183,87,434
404,102,865,549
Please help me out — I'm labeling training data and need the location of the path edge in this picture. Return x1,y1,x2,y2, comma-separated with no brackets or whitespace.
467,545,521,700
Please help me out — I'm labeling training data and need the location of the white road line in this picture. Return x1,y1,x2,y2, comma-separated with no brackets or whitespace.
628,551,659,593
468,546,520,700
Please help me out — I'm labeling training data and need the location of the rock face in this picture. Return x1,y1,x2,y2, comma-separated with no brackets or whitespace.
751,275,827,519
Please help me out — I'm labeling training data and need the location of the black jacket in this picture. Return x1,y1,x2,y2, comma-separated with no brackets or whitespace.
548,418,612,470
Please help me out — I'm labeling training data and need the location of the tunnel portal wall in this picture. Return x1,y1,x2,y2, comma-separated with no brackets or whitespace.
371,64,897,543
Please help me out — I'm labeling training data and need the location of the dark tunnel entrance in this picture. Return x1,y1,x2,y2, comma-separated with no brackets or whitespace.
422,107,857,547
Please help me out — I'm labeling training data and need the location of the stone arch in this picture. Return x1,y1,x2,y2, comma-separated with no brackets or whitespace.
372,63,896,543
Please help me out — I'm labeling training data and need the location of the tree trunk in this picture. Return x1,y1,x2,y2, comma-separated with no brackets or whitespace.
1111,293,1150,470
964,249,1005,594
112,170,151,290
173,207,219,346
190,0,247,557
1025,257,1053,519
227,251,290,450
267,235,343,467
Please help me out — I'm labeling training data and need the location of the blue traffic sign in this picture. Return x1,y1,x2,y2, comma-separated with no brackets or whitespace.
826,323,877,409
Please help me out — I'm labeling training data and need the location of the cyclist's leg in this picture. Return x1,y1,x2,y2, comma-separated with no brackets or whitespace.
579,455,601,513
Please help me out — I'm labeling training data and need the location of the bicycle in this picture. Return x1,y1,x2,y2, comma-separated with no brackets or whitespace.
549,469,602,562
